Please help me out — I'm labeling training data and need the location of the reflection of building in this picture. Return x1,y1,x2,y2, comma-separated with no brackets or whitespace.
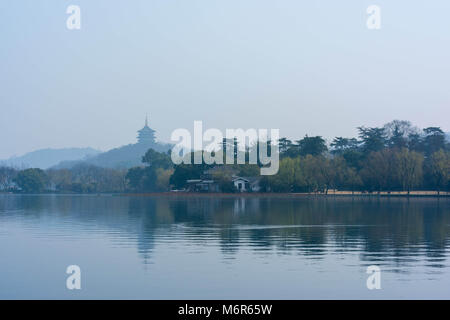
137,116,156,144
233,197,246,214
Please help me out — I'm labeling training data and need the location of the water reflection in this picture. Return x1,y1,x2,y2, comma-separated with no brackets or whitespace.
1,195,449,273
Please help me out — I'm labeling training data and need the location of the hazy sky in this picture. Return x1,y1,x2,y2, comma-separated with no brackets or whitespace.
1,0,449,158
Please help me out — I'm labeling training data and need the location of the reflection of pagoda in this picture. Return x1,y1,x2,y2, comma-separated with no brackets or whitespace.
137,115,156,144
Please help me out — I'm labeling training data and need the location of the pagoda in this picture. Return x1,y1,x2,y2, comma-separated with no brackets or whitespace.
137,115,156,144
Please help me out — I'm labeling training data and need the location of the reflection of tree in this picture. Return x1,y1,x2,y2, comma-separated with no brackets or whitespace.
128,198,159,264
144,196,450,268
218,228,240,257
2,195,450,270
422,200,448,264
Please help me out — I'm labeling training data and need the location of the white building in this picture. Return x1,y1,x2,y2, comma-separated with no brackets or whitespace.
232,176,261,192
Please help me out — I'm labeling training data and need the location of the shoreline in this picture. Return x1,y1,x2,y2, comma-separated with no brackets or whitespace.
2,192,449,198
121,191,450,198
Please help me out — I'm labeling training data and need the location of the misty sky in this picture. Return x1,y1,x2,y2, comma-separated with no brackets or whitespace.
1,0,449,159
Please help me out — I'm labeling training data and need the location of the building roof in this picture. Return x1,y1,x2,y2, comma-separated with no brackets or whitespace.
187,179,216,184
232,177,249,183
232,176,261,184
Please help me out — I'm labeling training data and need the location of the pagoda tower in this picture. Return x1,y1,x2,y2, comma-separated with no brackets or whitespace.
137,115,156,144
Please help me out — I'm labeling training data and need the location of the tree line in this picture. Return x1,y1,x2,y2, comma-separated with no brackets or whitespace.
269,121,449,194
125,120,449,194
1,120,449,194
0,164,127,194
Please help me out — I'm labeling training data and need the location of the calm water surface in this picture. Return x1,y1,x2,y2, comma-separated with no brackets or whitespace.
0,194,449,299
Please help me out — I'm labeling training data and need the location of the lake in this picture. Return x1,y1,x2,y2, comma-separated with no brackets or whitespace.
0,194,449,299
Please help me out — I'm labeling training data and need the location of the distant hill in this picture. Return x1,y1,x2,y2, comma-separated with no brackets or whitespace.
54,142,172,170
0,148,101,169
446,132,450,142
3,118,173,170
53,119,172,169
